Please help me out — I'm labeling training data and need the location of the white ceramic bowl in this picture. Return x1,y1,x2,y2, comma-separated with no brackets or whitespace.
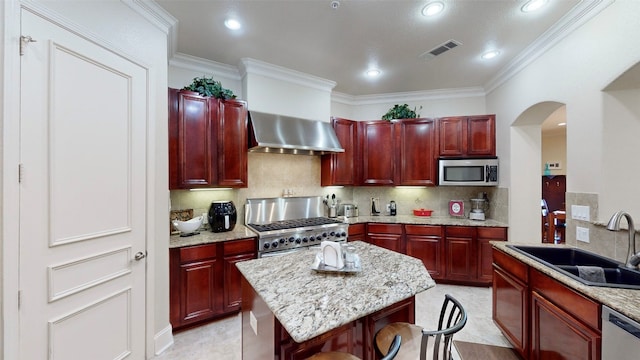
173,216,203,234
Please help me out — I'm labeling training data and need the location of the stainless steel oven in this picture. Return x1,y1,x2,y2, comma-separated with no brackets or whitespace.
245,196,348,258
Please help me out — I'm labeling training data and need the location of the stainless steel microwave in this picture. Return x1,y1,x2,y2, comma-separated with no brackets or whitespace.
438,158,498,186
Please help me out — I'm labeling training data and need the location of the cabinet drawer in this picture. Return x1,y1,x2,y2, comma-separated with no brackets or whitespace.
530,268,600,330
349,223,366,236
493,248,528,283
367,223,403,234
223,238,256,256
405,225,442,236
445,226,474,237
179,244,217,263
477,227,507,240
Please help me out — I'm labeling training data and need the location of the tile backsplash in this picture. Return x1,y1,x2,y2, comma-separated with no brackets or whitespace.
170,152,509,224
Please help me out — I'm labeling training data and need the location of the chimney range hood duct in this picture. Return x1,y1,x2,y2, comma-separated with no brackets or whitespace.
248,111,344,155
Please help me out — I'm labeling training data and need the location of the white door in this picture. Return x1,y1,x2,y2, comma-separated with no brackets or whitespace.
19,9,147,359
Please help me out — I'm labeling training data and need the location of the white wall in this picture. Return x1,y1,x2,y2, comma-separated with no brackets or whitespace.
487,0,640,244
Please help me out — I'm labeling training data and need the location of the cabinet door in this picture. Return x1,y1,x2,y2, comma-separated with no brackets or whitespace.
348,223,366,242
367,233,403,253
396,119,437,186
222,239,256,313
405,225,444,279
179,258,221,325
322,118,358,186
217,99,248,187
223,252,254,313
493,266,528,358
531,292,600,360
438,117,465,156
171,90,216,188
477,227,507,283
360,121,395,185
445,226,476,281
466,115,495,156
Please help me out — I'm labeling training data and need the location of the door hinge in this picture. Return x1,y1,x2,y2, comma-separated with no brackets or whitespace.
20,35,37,56
18,163,23,183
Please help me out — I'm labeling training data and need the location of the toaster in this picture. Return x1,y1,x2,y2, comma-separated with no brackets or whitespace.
339,203,358,217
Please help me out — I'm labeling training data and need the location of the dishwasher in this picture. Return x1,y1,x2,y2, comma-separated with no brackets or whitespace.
602,306,640,358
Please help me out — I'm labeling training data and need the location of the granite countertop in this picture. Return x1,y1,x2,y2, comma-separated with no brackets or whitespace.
344,214,508,227
169,216,507,249
492,242,640,324
169,224,257,248
236,241,436,343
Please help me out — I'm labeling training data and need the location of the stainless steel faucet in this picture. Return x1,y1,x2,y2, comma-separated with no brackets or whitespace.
606,211,639,269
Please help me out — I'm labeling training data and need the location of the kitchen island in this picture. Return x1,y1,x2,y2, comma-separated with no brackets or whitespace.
236,241,435,360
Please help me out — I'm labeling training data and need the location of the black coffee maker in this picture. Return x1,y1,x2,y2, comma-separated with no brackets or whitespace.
208,201,237,232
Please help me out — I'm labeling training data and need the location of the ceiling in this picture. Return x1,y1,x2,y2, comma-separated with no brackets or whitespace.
156,0,587,96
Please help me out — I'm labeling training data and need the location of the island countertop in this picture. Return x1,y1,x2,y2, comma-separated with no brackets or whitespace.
236,241,436,343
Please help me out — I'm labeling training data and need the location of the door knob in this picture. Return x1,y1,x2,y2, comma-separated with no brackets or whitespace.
134,251,147,261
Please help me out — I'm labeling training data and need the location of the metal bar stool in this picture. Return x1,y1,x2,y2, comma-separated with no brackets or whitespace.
374,294,467,360
306,334,402,360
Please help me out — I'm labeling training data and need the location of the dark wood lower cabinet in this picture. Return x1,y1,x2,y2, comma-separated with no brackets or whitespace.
406,225,445,280
170,238,256,331
348,223,366,242
366,223,404,253
493,248,602,360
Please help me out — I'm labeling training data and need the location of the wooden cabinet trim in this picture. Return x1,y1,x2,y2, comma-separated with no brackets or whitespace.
530,268,600,330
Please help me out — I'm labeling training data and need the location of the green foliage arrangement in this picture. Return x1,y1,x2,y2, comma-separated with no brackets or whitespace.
381,104,422,121
183,76,236,100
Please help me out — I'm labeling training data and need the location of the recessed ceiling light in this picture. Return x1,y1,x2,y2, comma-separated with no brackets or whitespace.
558,122,566,126
521,0,548,13
224,18,242,30
481,50,500,60
366,69,381,77
422,1,445,17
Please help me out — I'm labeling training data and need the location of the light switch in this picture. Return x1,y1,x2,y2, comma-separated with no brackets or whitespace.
571,205,590,221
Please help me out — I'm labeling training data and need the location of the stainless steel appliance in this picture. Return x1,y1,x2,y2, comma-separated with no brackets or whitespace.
208,201,237,232
438,157,498,186
245,196,348,258
602,306,640,358
339,203,358,218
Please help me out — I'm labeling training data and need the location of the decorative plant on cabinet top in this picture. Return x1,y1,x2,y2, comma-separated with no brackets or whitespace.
381,104,422,120
182,76,236,100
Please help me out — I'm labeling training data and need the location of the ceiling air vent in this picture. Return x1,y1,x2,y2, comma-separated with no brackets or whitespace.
419,39,462,61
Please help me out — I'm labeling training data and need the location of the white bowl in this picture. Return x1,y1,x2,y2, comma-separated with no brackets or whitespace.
173,216,203,234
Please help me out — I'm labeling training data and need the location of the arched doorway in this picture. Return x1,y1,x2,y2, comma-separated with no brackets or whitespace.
541,106,567,243
508,101,565,245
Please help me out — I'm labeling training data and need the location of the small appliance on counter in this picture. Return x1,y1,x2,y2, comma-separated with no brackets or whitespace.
371,197,381,216
389,200,397,216
208,201,237,232
339,203,358,218
469,193,490,221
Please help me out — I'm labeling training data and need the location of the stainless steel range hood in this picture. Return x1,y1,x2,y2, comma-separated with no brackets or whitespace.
248,111,344,155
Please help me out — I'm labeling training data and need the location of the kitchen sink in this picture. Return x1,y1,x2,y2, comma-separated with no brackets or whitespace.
507,245,640,290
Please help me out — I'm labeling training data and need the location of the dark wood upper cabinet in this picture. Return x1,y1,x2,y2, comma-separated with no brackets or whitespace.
217,99,248,187
359,121,395,185
321,118,358,186
438,115,495,157
395,118,437,186
169,89,248,189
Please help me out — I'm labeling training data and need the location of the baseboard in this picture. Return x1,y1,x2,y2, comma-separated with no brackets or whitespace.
154,324,174,356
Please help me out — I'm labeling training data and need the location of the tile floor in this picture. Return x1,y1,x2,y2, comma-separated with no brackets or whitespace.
154,284,511,360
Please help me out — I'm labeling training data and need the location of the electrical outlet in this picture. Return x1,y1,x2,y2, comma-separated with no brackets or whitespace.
576,226,590,243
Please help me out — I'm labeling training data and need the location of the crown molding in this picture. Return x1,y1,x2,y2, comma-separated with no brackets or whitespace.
331,87,486,106
239,58,336,93
484,0,614,94
125,0,178,58
169,53,241,82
